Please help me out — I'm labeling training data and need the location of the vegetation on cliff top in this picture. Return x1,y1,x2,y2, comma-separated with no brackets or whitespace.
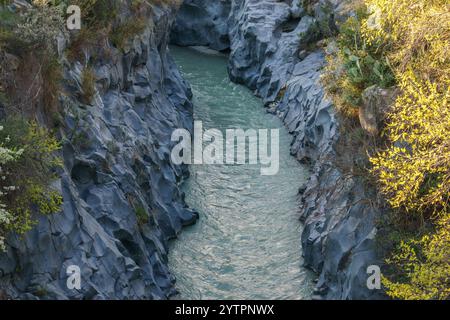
323,0,449,299
0,118,62,251
0,1,67,250
1,0,447,300
0,0,178,250
0,0,184,250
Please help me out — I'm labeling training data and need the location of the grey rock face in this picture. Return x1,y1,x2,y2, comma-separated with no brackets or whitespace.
172,0,385,299
299,162,385,299
0,6,197,299
170,0,232,51
360,85,398,136
228,0,385,300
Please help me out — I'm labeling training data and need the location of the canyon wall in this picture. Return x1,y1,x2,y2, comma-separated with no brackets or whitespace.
170,0,231,51
171,0,385,299
0,4,197,299
0,0,386,300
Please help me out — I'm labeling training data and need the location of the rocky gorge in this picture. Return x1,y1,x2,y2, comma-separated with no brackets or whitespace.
0,0,385,300
171,0,384,299
0,2,197,299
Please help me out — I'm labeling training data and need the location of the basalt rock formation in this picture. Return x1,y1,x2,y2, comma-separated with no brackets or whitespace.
0,0,386,300
171,0,385,299
0,4,197,299
170,0,231,51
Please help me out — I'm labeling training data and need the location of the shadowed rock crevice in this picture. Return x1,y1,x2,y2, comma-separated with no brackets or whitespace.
171,0,232,51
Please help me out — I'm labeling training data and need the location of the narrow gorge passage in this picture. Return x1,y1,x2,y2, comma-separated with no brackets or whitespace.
168,46,314,300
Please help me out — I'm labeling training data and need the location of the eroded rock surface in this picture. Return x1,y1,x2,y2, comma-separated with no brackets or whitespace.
172,0,385,299
0,5,197,299
171,0,232,51
0,0,387,300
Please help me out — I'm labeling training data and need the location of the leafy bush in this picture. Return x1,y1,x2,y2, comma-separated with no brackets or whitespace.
0,3,64,121
0,118,62,251
322,5,395,117
364,1,449,298
324,0,449,299
382,215,450,300
0,4,63,250
370,73,449,213
361,0,449,86
365,0,449,213
0,127,23,251
0,2,66,55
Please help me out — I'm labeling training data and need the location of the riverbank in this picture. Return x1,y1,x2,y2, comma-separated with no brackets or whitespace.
0,2,196,299
0,0,383,300
171,0,384,299
167,45,314,299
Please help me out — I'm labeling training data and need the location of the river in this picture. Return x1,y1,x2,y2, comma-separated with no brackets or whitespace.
168,46,314,300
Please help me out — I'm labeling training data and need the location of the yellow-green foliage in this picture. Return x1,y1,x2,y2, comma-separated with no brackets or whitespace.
325,0,450,299
366,0,449,213
0,118,62,250
322,4,395,118
361,0,449,86
365,0,449,299
370,73,449,212
383,215,450,300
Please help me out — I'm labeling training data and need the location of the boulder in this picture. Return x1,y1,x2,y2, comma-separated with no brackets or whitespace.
360,85,399,135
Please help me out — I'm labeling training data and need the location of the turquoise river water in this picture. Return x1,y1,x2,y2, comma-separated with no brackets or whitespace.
168,46,314,300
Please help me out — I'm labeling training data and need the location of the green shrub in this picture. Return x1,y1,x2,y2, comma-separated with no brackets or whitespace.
0,117,62,250
382,215,450,300
135,205,149,227
324,0,450,299
322,5,395,116
0,3,66,55
0,8,27,55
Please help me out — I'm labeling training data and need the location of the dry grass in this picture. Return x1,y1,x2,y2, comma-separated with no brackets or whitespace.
111,18,147,51
80,67,96,105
